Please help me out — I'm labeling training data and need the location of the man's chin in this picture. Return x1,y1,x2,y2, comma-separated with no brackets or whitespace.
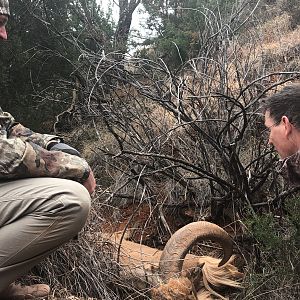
279,151,298,159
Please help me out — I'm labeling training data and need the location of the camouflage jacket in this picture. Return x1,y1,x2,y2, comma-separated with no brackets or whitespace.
278,151,300,186
0,0,10,16
0,108,90,183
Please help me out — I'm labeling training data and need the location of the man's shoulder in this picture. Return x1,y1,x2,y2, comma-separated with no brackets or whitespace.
0,107,15,130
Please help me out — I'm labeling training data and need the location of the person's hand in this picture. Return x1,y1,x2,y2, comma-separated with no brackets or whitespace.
83,169,96,195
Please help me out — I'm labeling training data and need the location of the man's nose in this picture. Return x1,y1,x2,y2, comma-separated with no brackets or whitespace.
0,26,7,40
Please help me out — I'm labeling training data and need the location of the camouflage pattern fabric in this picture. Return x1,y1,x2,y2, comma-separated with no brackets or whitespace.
0,108,60,148
10,123,62,149
277,151,300,186
0,0,9,16
0,107,90,183
0,108,14,131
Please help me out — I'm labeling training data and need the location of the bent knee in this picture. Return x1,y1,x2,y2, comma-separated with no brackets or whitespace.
62,180,91,218
48,179,91,238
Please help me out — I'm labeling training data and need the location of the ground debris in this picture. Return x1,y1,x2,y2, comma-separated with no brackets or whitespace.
50,297,97,300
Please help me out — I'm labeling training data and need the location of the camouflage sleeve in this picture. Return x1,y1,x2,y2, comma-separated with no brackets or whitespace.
0,135,90,183
0,108,61,149
8,123,62,149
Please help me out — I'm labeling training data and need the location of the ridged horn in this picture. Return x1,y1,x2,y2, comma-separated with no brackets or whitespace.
159,221,233,281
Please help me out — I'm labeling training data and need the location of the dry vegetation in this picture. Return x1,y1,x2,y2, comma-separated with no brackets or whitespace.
26,1,300,299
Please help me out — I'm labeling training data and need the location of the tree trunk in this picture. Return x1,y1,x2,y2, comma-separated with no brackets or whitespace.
114,0,141,53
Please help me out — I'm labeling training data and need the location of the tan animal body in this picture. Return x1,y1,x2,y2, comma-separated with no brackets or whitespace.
105,221,243,299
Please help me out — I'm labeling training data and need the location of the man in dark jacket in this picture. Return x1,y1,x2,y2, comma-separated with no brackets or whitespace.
264,83,300,185
0,1,96,298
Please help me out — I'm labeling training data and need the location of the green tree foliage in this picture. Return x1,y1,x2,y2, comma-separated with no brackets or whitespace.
244,197,300,298
0,0,113,130
141,0,237,68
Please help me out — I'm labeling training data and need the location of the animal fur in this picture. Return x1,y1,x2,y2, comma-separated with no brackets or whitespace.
104,233,243,299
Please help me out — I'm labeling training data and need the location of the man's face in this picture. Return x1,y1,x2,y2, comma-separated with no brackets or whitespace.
264,110,298,158
0,14,8,40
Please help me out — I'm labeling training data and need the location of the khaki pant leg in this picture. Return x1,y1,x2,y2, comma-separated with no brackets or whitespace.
0,177,91,292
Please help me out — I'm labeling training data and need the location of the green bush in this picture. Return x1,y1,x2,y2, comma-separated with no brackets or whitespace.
285,196,300,238
248,214,282,251
242,197,300,299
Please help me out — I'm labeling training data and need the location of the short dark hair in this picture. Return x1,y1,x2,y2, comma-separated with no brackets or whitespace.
263,83,300,129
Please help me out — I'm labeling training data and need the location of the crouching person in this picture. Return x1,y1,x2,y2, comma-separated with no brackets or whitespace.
0,1,96,298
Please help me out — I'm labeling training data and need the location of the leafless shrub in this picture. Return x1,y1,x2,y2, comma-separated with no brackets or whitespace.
70,4,300,223
33,205,152,300
31,1,300,299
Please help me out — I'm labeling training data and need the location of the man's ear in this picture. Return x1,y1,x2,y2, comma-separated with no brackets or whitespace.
282,116,293,135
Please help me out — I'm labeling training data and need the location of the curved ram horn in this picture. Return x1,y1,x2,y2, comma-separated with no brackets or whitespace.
159,221,233,281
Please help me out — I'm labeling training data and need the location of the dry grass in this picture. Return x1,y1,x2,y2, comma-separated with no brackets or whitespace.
22,3,300,299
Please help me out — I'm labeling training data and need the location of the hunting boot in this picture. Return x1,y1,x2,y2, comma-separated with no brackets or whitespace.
0,282,50,299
